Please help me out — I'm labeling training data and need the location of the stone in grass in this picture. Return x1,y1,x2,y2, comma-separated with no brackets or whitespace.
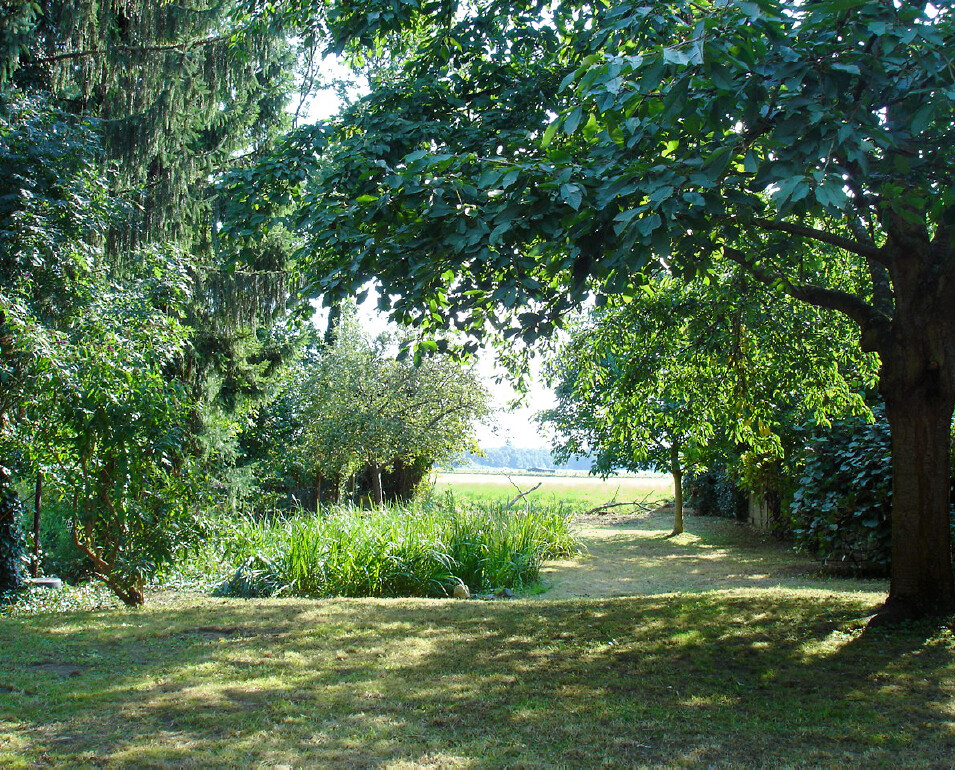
28,577,63,590
474,588,516,601
453,582,471,600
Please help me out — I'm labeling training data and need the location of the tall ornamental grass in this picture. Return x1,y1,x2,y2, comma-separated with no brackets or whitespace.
213,494,580,599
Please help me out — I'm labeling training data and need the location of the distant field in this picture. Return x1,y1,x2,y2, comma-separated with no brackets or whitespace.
431,470,673,511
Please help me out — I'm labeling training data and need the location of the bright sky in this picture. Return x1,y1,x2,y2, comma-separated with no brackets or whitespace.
475,357,556,449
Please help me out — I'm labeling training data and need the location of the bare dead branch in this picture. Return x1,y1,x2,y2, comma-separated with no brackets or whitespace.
581,491,660,517
504,481,542,509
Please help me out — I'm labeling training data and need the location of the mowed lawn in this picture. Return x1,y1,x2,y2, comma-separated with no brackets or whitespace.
2,478,954,767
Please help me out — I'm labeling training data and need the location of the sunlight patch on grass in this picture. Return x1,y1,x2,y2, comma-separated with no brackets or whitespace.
1,510,949,766
665,531,704,545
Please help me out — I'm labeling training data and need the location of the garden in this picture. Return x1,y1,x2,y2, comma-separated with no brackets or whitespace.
2,0,955,764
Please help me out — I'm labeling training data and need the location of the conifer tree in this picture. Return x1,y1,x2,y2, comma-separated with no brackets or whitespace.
0,0,313,602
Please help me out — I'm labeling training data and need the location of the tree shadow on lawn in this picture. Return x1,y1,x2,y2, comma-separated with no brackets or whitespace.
1,591,953,767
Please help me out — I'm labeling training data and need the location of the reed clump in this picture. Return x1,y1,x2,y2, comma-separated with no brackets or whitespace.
213,494,580,599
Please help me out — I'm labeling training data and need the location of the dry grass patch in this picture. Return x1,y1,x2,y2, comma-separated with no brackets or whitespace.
540,509,889,600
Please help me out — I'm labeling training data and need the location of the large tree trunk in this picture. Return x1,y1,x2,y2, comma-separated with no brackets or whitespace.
873,229,955,622
882,390,954,619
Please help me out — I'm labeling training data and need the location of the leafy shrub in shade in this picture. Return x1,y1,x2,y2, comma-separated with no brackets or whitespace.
790,408,892,574
30,498,93,583
685,466,747,520
0,482,27,599
213,495,580,599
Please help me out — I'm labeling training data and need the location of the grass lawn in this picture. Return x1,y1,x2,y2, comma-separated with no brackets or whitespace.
432,470,673,511
2,505,954,766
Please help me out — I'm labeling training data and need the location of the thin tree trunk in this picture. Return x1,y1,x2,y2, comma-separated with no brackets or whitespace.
315,469,322,512
370,463,384,507
670,444,684,536
31,471,42,578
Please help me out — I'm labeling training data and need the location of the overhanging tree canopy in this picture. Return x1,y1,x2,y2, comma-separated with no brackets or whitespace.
273,0,955,621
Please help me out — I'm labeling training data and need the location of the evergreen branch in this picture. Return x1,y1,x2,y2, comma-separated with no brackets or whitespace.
33,33,235,64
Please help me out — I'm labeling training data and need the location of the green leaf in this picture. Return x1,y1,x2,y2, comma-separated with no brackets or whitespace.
563,106,584,136
542,120,560,148
663,47,692,66
501,168,522,189
814,181,848,211
489,223,510,245
560,183,584,211
613,208,640,231
637,213,661,237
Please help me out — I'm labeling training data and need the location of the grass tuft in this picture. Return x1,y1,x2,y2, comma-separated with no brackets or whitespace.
209,494,581,599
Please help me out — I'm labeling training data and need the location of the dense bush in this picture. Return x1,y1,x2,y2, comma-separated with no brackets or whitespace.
0,481,27,598
685,466,747,520
212,496,580,599
790,409,892,574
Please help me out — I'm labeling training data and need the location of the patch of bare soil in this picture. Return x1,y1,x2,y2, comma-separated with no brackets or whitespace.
538,507,888,599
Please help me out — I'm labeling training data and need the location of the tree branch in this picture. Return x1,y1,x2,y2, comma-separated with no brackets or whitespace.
581,492,659,517
32,33,234,64
722,246,885,331
504,480,542,509
744,217,883,261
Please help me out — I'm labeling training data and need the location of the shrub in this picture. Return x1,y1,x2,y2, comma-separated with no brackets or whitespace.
0,481,27,599
33,497,93,583
789,408,892,574
685,465,747,520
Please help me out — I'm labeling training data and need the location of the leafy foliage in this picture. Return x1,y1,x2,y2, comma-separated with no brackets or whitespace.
685,466,747,521
244,306,491,506
790,408,894,574
0,2,315,604
25,264,201,606
269,0,955,617
0,473,26,598
540,272,876,534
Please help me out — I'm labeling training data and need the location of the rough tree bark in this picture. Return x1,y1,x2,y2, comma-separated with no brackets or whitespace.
870,218,955,622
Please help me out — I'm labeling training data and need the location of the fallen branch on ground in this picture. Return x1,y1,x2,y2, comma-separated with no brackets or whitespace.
581,491,662,517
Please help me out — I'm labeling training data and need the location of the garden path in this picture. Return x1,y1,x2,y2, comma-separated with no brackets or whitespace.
537,508,887,600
